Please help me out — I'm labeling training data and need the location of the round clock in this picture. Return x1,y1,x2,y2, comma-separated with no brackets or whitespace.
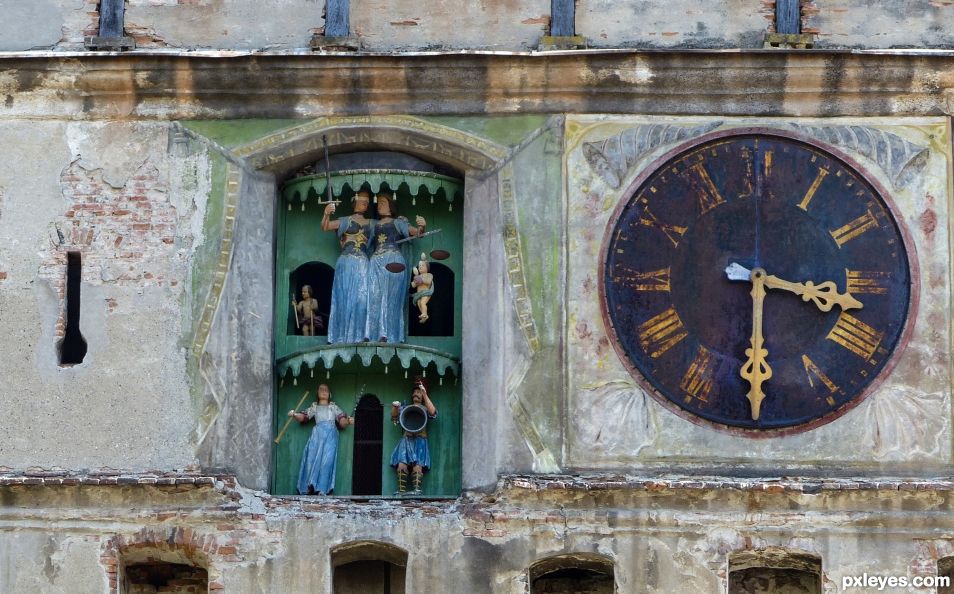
600,130,915,433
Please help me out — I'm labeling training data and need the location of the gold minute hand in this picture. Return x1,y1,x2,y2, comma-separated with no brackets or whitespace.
762,274,862,312
739,268,772,420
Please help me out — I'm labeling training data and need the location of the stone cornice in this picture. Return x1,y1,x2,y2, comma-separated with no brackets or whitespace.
0,51,952,119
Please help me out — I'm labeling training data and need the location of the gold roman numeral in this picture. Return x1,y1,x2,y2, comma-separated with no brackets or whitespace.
845,270,889,295
797,168,830,211
615,266,671,292
830,210,878,248
688,162,726,215
826,312,884,361
638,307,688,358
638,207,688,248
801,354,839,406
681,345,716,403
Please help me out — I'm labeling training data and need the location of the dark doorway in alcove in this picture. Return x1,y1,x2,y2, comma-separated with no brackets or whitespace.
408,262,454,337
288,261,334,336
352,394,384,495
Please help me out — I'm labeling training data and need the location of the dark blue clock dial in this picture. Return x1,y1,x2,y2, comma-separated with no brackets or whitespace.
601,133,912,432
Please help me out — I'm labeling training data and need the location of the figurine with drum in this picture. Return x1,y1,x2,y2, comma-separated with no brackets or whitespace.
390,377,437,495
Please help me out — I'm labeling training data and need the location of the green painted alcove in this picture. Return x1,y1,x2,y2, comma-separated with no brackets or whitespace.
272,167,463,497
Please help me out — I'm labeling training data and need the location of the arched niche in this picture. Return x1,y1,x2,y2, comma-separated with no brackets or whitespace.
528,553,615,594
118,545,210,594
728,548,822,594
288,261,334,336
193,116,513,493
331,540,408,594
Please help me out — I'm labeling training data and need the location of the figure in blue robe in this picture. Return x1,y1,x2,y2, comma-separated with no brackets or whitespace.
322,193,375,344
291,385,352,495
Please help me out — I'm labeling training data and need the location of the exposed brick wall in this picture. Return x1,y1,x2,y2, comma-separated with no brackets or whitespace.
37,158,179,340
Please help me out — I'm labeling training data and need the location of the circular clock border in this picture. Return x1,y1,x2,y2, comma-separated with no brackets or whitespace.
597,127,921,437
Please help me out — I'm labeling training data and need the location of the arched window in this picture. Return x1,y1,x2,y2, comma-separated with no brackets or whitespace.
352,393,384,495
273,150,463,498
938,556,954,594
331,541,408,594
117,545,210,594
728,549,821,594
529,553,615,594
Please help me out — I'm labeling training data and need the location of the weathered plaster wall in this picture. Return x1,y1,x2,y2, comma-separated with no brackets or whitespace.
2,477,954,593
0,121,202,470
806,0,954,49
0,0,95,51
577,0,769,49
351,0,550,51
564,116,953,472
123,0,321,50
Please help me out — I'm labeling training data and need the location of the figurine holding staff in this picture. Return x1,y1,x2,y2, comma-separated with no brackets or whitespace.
288,384,354,495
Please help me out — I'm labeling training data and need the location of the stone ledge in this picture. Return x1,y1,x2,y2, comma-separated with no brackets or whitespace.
500,474,954,494
0,471,222,488
84,36,136,51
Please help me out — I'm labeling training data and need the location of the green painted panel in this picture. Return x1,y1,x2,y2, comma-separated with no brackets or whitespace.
272,367,461,497
425,115,550,147
273,169,464,497
180,119,303,148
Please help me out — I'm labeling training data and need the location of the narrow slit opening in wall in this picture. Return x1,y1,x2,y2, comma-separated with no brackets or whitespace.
59,251,87,366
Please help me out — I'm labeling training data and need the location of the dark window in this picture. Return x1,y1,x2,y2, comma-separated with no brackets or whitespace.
938,556,954,594
332,541,407,594
550,0,576,37
325,0,350,37
123,562,208,594
352,394,384,496
776,0,800,34
99,0,125,38
60,251,87,366
728,550,821,594
530,555,615,594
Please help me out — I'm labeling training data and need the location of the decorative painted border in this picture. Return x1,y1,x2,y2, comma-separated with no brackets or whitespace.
499,162,540,353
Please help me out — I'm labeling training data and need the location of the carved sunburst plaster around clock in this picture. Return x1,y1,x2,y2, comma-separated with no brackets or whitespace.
565,116,951,468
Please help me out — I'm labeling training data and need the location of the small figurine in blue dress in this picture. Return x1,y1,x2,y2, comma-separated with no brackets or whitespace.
288,384,353,495
390,377,437,495
366,192,426,343
322,190,375,343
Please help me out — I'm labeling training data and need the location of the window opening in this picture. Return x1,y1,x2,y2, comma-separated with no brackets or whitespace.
529,555,615,594
550,0,576,37
332,542,407,594
99,0,125,38
123,562,208,594
60,251,87,366
325,0,350,37
938,556,954,594
728,549,821,594
352,394,384,496
775,0,800,34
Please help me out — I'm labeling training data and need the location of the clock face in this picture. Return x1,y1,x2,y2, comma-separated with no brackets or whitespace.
601,132,914,432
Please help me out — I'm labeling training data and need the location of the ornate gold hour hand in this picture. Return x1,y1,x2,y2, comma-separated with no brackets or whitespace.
724,263,862,312
738,267,772,420
762,274,862,312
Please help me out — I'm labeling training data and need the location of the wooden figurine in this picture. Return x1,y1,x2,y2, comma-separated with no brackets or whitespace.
288,384,354,495
321,190,374,343
292,284,320,336
411,253,435,323
390,377,437,495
